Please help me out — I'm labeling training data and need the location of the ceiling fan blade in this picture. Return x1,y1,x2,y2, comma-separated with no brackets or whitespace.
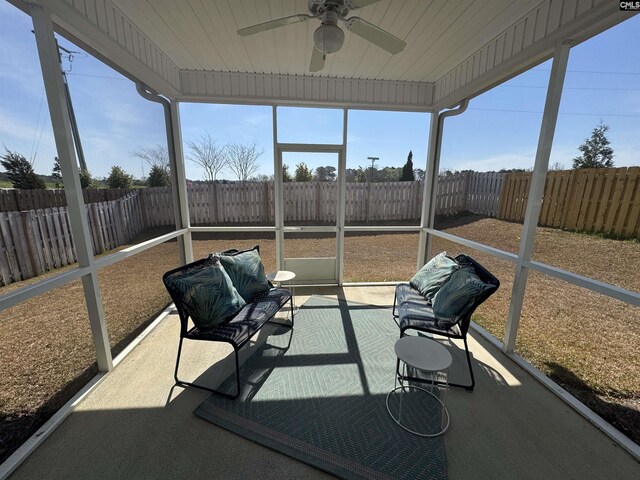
237,14,313,36
309,45,326,72
348,0,384,8
345,17,406,54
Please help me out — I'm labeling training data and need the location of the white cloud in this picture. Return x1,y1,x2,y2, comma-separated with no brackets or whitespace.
103,100,149,133
0,108,58,173
0,108,46,143
445,141,639,172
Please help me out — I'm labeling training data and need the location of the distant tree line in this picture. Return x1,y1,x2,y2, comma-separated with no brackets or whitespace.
282,151,425,183
0,122,616,190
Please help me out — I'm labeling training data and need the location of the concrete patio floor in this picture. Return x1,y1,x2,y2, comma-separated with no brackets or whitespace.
9,286,640,480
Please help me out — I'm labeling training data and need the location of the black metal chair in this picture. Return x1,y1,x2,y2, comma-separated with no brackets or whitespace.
393,254,499,391
163,257,294,399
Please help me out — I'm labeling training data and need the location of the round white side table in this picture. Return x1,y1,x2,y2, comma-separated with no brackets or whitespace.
386,336,452,437
266,270,296,311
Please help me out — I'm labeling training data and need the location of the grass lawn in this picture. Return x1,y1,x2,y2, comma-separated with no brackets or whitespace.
0,215,638,463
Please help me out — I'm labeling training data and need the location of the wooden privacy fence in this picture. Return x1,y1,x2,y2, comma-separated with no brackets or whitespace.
86,192,145,253
435,172,469,215
0,172,505,227
346,181,423,223
0,193,144,286
498,167,640,238
2,167,636,285
138,175,501,226
138,183,274,227
467,171,505,217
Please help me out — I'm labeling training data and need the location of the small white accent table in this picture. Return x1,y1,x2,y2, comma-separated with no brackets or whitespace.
266,270,296,311
386,336,452,437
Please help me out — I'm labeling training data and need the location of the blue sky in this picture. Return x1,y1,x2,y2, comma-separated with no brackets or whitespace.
0,1,638,182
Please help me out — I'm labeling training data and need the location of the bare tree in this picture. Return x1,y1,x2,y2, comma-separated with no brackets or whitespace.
186,134,227,182
226,141,263,182
133,144,169,172
549,161,565,171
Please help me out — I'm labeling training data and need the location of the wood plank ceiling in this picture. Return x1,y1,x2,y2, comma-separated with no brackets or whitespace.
111,0,545,82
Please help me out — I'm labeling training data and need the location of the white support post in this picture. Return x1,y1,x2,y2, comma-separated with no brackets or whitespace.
136,82,192,265
418,113,441,268
169,102,193,263
336,109,348,285
30,2,112,372
503,41,571,353
418,101,468,268
273,106,284,270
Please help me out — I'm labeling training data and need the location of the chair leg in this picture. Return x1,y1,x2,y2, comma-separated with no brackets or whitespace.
392,290,397,318
233,347,241,397
173,336,184,384
462,336,475,391
267,296,295,328
392,294,400,328
174,338,241,399
290,295,295,327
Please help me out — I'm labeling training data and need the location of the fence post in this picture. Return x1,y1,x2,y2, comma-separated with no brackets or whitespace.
139,189,148,229
12,189,21,212
413,181,422,220
20,211,40,276
316,182,322,222
495,173,506,217
118,197,128,242
211,182,218,224
7,212,33,279
463,171,470,211
497,173,511,219
263,182,270,223
365,182,371,223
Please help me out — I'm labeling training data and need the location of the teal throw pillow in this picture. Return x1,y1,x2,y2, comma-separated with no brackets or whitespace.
219,246,271,302
410,251,459,301
164,255,245,329
432,266,494,326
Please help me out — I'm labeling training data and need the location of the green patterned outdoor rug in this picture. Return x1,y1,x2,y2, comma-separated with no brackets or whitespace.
195,296,447,480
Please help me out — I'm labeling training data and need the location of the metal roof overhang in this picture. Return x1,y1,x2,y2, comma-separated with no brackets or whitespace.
9,1,636,110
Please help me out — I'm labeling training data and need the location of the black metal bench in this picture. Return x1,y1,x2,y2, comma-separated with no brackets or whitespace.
163,257,294,399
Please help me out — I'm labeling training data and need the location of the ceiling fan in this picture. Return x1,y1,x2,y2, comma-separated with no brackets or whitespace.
237,0,406,72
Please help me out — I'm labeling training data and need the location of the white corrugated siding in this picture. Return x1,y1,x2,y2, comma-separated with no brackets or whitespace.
433,0,616,106
179,71,434,109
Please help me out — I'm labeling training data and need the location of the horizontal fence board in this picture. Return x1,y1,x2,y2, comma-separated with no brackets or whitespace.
0,188,139,212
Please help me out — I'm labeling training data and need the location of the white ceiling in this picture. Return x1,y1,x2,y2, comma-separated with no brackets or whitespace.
111,0,545,82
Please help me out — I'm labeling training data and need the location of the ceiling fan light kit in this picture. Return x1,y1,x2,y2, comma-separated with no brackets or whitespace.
237,0,406,72
313,21,345,54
